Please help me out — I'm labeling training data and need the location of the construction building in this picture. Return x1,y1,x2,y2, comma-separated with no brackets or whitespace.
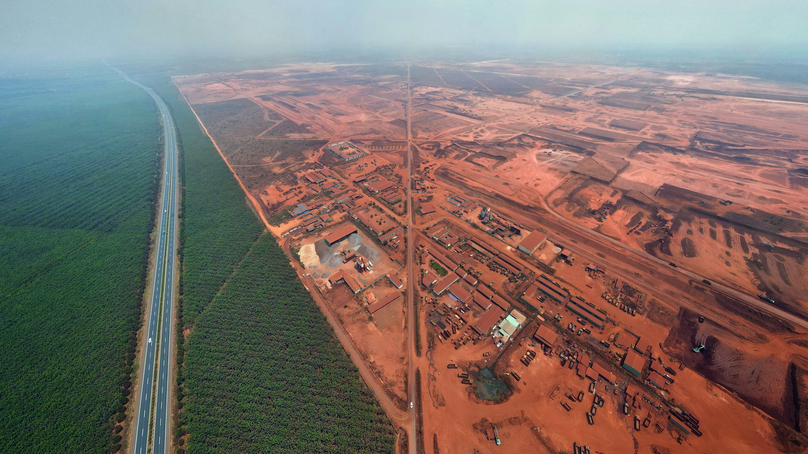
634,336,652,355
325,224,358,246
387,274,404,289
622,349,646,377
517,231,547,255
533,324,558,348
447,283,473,304
533,274,570,304
290,203,310,217
566,296,606,330
328,270,365,294
473,307,505,335
592,362,617,385
420,203,436,215
329,141,366,161
432,274,459,296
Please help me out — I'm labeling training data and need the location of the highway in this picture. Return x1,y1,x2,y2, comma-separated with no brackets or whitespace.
117,70,180,454
405,64,418,454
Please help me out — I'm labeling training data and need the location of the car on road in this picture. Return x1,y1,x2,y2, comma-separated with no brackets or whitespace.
409,402,413,409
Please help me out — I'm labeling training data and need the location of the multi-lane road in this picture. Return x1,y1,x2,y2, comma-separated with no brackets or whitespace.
116,70,179,454
404,64,418,454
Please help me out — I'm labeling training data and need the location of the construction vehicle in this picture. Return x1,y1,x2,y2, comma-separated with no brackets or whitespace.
693,344,705,353
493,425,501,445
758,293,776,304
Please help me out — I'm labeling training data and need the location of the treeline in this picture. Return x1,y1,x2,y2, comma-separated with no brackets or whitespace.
0,70,161,453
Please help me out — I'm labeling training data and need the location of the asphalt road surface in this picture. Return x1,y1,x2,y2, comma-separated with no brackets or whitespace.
117,70,179,454
405,64,418,454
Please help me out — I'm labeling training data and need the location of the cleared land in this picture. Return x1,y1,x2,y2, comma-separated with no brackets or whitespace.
176,61,808,454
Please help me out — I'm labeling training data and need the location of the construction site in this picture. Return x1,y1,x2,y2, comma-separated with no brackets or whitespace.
175,59,808,454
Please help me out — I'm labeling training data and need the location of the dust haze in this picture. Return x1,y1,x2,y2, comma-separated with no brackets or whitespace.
2,0,808,62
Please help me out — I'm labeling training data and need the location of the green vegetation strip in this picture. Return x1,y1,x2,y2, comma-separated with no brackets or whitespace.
144,76,396,453
183,234,396,452
0,68,161,453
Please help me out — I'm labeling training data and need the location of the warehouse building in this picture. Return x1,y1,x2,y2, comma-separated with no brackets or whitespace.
473,307,505,335
517,231,547,255
535,274,570,304
329,141,366,161
622,349,646,377
328,270,365,294
324,224,358,246
533,324,558,348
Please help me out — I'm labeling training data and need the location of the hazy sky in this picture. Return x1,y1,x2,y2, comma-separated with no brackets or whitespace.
2,0,807,61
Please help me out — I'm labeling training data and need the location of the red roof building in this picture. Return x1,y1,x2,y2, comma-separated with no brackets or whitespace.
634,336,652,355
432,274,459,296
517,231,547,255
476,285,494,300
473,293,492,311
328,270,364,294
533,324,558,347
622,350,646,377
447,283,472,304
420,203,436,215
387,274,404,289
325,224,358,246
592,362,617,384
473,307,505,335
